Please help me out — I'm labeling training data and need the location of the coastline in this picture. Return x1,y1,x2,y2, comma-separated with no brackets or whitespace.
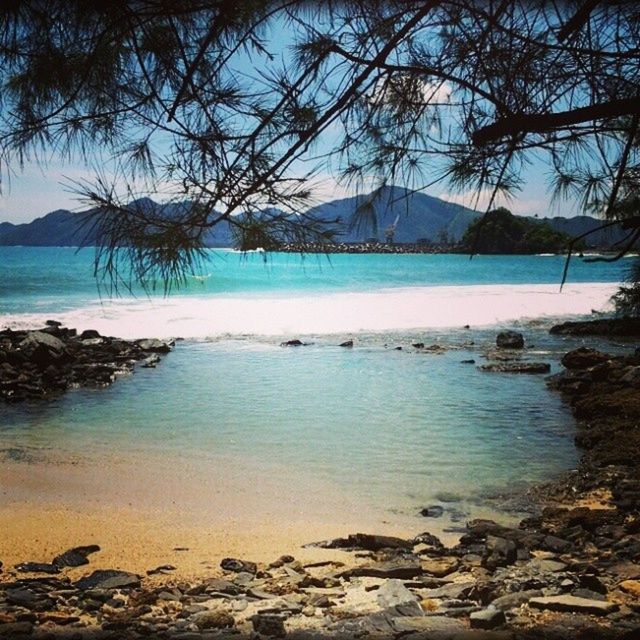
1,320,639,637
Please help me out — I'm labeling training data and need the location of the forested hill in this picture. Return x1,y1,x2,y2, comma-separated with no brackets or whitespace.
0,188,627,248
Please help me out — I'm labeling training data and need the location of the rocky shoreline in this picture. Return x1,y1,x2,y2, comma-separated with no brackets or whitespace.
0,322,173,403
1,319,639,638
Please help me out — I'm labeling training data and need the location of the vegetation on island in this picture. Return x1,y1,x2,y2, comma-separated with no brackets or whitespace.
460,207,579,255
0,2,638,303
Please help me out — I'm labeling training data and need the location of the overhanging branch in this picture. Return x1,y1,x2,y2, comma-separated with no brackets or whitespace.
473,97,640,146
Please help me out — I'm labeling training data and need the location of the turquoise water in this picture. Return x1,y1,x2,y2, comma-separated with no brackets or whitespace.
0,247,632,524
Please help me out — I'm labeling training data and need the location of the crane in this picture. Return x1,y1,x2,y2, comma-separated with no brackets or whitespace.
384,214,400,244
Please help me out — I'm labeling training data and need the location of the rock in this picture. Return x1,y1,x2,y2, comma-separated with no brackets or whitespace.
339,340,353,347
146,564,176,576
484,536,517,569
251,613,286,637
479,362,550,374
53,544,100,568
490,589,542,610
452,632,515,640
142,354,161,368
15,562,61,574
0,622,33,636
412,342,425,348
20,331,65,353
619,579,640,598
80,329,101,339
312,532,413,551
341,558,423,580
74,569,141,590
280,339,306,347
496,331,524,349
461,359,476,364
529,595,619,615
376,579,422,616
136,338,172,353
194,609,234,629
414,531,444,548
470,606,506,629
420,505,444,518
550,317,640,336
561,347,612,369
220,557,257,574
421,557,459,577
391,615,466,635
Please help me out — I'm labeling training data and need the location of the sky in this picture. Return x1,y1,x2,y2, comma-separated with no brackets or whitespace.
0,8,582,226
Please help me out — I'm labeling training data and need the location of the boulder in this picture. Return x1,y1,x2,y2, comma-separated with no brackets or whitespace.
339,340,354,348
19,331,65,354
220,557,257,574
561,347,612,370
53,544,100,568
496,331,524,349
136,338,172,353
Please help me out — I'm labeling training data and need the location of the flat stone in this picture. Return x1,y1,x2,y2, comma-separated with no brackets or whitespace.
529,595,619,615
392,615,466,635
422,581,475,600
490,589,542,610
313,532,413,551
53,544,100,568
15,562,60,574
421,556,460,577
74,569,141,590
341,559,423,580
479,362,550,374
470,606,506,629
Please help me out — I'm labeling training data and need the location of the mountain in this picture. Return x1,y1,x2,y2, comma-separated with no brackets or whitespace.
306,185,481,243
0,187,629,248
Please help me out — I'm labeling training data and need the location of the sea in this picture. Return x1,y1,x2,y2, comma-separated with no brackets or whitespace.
0,247,634,533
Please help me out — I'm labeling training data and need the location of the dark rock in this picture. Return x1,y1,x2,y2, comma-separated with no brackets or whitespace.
470,606,506,629
311,533,413,551
15,562,61,574
146,564,177,576
420,505,444,518
53,544,100,568
496,331,524,349
339,340,353,348
280,339,306,347
74,570,141,590
80,329,101,339
529,595,619,615
412,342,425,348
220,557,257,574
414,531,444,548
461,359,476,364
340,558,423,580
479,362,550,374
561,347,613,370
251,613,286,637
491,589,543,611
550,317,640,336
0,621,33,636
484,536,517,569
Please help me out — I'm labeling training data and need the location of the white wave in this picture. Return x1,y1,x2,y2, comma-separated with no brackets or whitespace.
0,282,619,340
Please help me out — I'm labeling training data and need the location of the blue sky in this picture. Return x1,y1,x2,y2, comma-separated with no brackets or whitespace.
0,10,581,225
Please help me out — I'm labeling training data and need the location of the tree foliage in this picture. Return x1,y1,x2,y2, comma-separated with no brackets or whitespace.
0,1,639,287
461,207,577,254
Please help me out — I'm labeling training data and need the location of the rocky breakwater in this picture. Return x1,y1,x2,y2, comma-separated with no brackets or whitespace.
0,321,173,403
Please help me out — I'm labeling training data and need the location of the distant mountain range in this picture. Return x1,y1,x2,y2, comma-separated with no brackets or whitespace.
0,186,627,248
